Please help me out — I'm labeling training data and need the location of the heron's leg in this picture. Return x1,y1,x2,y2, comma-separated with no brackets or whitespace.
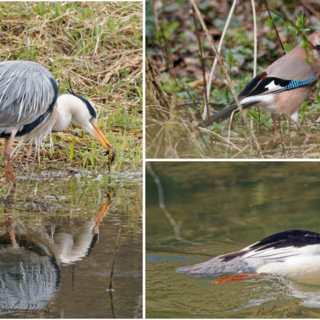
5,214,18,248
290,119,318,144
4,131,17,185
271,114,281,143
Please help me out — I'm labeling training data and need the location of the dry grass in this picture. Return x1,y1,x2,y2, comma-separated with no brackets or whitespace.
146,0,320,159
0,1,142,175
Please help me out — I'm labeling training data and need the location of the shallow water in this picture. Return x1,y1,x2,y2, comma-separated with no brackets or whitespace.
146,162,320,318
0,168,142,318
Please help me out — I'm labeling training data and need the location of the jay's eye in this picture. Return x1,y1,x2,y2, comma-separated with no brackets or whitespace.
315,45,320,50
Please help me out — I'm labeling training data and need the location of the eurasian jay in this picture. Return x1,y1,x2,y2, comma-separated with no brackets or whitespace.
199,30,320,144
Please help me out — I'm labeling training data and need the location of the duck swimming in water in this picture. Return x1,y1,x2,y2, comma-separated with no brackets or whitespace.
176,230,320,285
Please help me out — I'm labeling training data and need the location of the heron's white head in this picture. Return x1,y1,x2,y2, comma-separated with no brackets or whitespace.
55,91,115,164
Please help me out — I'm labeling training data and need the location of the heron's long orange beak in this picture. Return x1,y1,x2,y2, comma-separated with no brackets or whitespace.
91,122,115,165
93,201,110,229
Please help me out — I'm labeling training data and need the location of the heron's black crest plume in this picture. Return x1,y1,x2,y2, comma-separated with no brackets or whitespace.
67,77,97,119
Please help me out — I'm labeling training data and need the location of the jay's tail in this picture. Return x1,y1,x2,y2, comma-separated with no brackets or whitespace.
198,100,258,128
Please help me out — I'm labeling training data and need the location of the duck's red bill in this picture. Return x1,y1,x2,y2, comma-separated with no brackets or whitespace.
212,273,257,284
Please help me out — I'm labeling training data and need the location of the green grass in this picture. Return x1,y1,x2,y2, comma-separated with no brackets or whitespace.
0,1,143,174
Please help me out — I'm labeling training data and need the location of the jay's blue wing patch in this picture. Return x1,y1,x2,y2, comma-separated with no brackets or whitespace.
240,74,317,98
285,76,317,89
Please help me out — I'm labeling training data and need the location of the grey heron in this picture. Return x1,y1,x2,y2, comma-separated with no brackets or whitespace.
0,60,115,184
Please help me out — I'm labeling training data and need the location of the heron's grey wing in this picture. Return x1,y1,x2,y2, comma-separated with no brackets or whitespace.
0,61,57,131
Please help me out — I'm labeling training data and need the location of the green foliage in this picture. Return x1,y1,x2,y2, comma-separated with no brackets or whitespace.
224,87,230,104
284,42,291,53
198,0,213,15
285,11,310,54
214,16,240,31
299,101,319,126
296,11,307,31
159,21,180,41
266,12,284,27
146,2,156,39
226,53,238,67
248,109,273,132
69,136,76,160
280,122,288,136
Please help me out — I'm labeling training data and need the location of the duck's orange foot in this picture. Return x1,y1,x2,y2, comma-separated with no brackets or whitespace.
211,273,257,284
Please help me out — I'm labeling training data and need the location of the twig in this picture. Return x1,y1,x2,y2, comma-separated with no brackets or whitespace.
2,45,38,53
301,0,320,19
196,127,215,155
207,140,239,150
190,0,262,157
198,126,244,154
182,121,205,158
231,144,250,158
204,0,237,120
251,0,257,78
176,101,226,109
250,0,257,143
262,0,284,51
226,109,238,155
190,7,211,125
302,144,320,156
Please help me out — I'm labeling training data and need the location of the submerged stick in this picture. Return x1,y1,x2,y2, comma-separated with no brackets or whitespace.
108,228,121,318
108,228,121,291
146,162,187,241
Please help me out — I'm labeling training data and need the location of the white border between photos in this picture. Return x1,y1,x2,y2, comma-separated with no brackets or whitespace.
143,0,146,318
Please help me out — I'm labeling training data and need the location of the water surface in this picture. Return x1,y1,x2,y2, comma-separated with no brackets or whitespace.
146,162,320,318
0,169,142,318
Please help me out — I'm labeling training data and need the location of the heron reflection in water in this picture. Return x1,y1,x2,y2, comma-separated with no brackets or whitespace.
0,60,115,184
0,189,115,312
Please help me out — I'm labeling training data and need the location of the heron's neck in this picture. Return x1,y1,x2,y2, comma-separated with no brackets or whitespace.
51,94,81,132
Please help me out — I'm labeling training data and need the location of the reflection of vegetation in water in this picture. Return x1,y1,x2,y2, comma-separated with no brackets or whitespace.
0,172,142,318
0,171,142,236
146,162,320,318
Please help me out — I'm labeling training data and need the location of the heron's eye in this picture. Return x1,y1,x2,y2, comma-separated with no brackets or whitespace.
90,116,94,121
